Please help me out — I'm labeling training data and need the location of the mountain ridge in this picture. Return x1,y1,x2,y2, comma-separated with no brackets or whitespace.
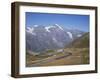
26,24,85,52
66,32,89,48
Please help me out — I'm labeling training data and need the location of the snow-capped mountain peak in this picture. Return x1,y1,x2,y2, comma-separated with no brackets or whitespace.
54,24,64,30
67,32,73,40
45,24,63,32
26,27,36,35
45,26,52,32
27,27,34,33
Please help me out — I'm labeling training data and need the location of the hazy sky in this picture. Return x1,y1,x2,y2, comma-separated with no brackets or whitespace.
26,12,89,32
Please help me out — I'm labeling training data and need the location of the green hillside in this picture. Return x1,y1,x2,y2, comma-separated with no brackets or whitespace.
67,33,89,48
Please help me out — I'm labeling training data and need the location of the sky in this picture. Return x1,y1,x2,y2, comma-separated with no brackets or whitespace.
26,12,89,32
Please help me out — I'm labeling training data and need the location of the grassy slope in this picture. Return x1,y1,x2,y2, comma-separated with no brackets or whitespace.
64,33,89,64
67,33,89,48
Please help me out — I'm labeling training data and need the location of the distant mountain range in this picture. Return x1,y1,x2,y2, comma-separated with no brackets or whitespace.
26,24,85,52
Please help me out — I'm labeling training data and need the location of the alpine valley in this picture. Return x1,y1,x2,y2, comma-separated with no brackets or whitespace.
26,24,89,67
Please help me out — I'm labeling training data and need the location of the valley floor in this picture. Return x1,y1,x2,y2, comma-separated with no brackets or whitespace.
26,48,89,67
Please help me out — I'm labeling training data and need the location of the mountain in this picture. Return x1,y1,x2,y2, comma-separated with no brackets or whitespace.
66,33,89,48
26,24,85,52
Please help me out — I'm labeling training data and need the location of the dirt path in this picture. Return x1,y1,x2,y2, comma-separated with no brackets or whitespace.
27,53,72,67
